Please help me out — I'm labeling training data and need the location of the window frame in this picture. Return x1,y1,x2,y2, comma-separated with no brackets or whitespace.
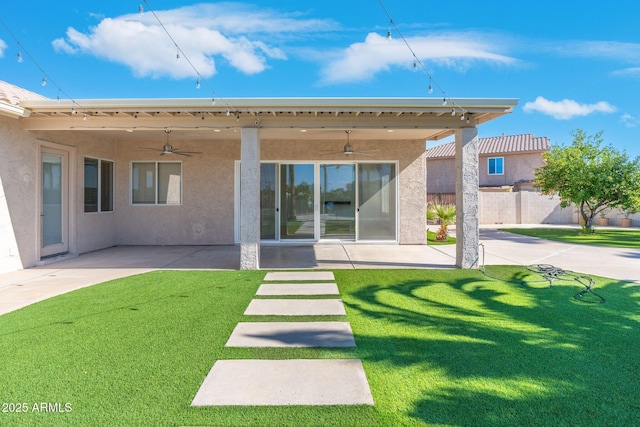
130,161,183,206
84,157,114,213
487,157,504,176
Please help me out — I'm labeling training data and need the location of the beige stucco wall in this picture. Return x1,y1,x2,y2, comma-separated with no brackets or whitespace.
479,152,545,187
0,124,428,274
115,138,239,245
0,116,38,272
428,152,545,194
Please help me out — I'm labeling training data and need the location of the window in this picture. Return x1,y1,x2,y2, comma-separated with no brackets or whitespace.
488,157,504,175
131,162,182,205
84,157,114,212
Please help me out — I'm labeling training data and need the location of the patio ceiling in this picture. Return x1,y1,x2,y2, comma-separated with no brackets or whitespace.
17,97,518,142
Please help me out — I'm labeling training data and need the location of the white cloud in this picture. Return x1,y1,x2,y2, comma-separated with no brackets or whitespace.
320,32,518,84
621,113,640,128
523,96,617,120
612,67,640,77
557,41,640,63
0,39,7,57
52,3,335,79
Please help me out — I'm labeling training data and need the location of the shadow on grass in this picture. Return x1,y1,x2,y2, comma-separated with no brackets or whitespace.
338,269,640,426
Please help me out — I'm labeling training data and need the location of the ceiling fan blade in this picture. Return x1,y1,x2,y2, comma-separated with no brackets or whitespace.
174,150,203,155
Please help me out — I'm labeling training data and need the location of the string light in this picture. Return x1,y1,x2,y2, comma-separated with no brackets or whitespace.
0,17,86,117
378,0,471,122
138,3,143,14
141,0,233,111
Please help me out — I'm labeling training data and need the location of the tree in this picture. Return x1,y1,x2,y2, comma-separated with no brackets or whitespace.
427,203,456,240
534,129,640,233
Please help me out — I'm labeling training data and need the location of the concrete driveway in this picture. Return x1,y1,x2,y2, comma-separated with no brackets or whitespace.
1,225,638,316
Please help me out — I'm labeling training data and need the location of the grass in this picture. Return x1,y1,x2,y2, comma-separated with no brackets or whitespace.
500,227,640,248
1,268,639,426
427,229,455,245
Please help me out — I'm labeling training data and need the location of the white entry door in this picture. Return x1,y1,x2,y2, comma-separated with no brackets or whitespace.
41,148,69,258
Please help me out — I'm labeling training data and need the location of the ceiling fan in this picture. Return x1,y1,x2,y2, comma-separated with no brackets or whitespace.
143,130,203,157
323,130,378,156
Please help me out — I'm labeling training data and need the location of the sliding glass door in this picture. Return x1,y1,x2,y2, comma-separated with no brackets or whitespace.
280,164,315,240
320,164,355,240
358,163,396,241
238,161,397,242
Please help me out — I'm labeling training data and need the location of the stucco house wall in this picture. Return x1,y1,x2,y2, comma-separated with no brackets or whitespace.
428,151,546,194
0,116,38,271
0,114,428,274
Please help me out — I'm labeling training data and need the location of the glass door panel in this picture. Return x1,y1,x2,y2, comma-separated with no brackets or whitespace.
41,150,69,257
280,164,315,240
260,163,277,240
358,163,397,241
320,164,355,240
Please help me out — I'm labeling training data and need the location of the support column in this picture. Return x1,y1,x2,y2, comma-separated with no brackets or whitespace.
240,128,260,270
455,127,479,269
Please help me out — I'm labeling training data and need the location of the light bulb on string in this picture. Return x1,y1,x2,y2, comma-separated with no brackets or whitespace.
176,50,180,61
451,108,456,116
196,79,200,89
460,113,465,121
442,98,447,106
138,4,143,14
41,76,47,87
387,20,392,40
16,52,23,63
211,97,216,106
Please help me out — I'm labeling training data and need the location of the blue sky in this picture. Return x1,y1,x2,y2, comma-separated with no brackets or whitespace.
1,1,639,156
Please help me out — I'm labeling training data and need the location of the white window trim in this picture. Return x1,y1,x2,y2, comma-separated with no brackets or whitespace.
130,161,183,206
84,156,115,214
487,156,504,176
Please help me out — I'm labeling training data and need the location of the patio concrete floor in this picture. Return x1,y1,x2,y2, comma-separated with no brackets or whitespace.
1,224,639,316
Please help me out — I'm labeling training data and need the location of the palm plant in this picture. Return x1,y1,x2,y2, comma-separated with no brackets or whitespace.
427,203,456,241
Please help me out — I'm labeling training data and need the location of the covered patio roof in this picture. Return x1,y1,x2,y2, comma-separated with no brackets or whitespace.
17,97,518,141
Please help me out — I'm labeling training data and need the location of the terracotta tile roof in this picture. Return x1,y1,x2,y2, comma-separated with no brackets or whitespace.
0,80,47,105
426,133,550,158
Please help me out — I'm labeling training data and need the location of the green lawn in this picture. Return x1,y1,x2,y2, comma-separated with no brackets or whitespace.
1,269,638,426
500,227,640,248
426,229,455,245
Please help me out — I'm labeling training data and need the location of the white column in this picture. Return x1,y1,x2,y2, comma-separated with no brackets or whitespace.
455,127,479,269
240,128,260,270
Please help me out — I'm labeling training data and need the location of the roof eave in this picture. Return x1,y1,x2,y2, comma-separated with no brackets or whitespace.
0,101,31,118
19,97,518,114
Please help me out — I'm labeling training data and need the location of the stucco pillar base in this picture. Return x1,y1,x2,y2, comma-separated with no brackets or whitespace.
455,127,479,269
240,128,260,270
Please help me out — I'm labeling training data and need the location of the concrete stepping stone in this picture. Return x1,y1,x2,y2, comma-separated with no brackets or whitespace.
263,272,335,282
244,299,346,316
191,359,374,406
256,283,339,296
226,322,356,347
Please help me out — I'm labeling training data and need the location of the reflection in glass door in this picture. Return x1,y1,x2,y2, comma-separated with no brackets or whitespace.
320,164,355,240
358,163,396,241
41,150,69,257
280,164,315,240
260,163,277,240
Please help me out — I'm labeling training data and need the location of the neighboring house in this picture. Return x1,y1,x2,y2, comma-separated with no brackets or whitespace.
426,133,550,197
0,80,517,272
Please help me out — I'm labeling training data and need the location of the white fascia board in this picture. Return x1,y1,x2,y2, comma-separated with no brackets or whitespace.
0,101,31,118
20,97,518,114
